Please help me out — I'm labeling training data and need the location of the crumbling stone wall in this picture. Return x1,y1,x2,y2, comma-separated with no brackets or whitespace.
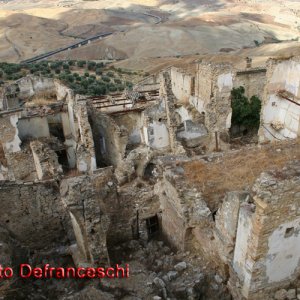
89,110,128,167
0,76,77,111
234,69,266,100
5,145,37,181
74,100,97,173
0,111,21,153
17,76,56,100
30,140,62,180
155,164,213,255
0,111,37,180
0,180,70,249
0,84,98,180
192,62,235,149
112,112,143,147
142,101,171,150
258,57,300,142
60,168,116,265
228,161,300,300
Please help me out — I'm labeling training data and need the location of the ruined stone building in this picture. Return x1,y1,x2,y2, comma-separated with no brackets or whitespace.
0,56,300,299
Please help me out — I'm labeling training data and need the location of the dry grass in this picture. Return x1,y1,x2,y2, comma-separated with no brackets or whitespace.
184,139,300,207
25,91,57,107
0,143,7,167
65,168,82,178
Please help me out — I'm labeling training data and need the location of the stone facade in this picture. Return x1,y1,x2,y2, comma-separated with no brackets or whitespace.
0,180,70,249
234,68,266,100
228,161,300,299
60,168,116,265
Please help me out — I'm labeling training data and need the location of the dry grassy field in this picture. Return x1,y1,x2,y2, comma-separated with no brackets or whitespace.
184,139,300,209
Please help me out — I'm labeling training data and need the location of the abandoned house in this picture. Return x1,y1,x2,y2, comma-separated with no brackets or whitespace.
0,56,300,300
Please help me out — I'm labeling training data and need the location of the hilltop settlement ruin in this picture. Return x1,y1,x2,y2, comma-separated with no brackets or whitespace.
0,56,300,300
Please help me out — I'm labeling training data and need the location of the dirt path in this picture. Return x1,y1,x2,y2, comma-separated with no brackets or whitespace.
5,29,21,60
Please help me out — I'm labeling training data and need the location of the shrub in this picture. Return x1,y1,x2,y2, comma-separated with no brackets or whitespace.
84,72,90,77
88,77,95,84
63,64,70,70
87,84,107,96
95,68,102,75
66,74,74,83
117,84,125,91
77,60,86,68
1,63,21,76
231,86,261,130
80,79,89,89
96,62,104,68
107,71,114,77
109,86,117,92
102,76,110,83
125,81,133,89
87,61,96,71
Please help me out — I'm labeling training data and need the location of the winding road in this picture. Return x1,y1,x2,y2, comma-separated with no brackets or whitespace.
21,12,162,64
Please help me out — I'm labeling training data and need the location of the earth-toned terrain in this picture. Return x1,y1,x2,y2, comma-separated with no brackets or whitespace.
0,0,300,70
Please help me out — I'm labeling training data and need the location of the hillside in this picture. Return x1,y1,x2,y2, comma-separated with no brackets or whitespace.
0,0,299,70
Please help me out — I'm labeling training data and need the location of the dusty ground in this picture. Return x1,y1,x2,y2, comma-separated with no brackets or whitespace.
0,0,299,68
184,138,300,210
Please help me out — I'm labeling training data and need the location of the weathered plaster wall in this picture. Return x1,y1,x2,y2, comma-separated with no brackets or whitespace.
259,57,300,142
113,112,143,146
17,76,56,100
228,161,300,300
0,112,38,180
170,67,194,104
145,120,170,149
89,110,128,167
215,192,249,271
18,117,50,141
0,112,21,153
232,203,254,283
141,98,173,151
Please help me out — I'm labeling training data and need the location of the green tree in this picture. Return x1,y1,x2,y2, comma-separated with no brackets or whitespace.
231,86,261,131
95,68,102,75
77,60,86,68
63,64,70,70
102,76,110,83
87,61,96,71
